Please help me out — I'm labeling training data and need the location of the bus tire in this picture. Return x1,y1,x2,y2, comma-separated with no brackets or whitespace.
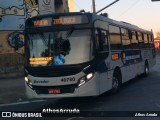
143,62,149,77
110,72,121,93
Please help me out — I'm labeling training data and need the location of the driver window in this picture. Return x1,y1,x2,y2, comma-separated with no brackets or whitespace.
96,29,108,51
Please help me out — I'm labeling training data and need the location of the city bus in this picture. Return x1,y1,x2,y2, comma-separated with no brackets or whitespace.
22,12,156,98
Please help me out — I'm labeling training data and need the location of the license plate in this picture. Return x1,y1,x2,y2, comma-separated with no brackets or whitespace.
48,89,61,94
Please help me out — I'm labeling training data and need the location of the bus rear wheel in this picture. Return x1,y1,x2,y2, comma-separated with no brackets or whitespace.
110,72,121,93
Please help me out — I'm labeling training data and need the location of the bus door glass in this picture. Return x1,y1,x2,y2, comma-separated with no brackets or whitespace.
95,29,110,93
95,29,109,52
121,28,132,81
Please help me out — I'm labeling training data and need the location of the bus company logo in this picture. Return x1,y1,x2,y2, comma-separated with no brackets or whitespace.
43,0,51,5
34,80,49,84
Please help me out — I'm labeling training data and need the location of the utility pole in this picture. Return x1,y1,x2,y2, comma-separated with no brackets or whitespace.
92,0,96,13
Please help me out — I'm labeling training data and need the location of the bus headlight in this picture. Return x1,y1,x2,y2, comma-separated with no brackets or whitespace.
24,77,33,88
25,77,29,83
78,73,94,87
86,73,94,80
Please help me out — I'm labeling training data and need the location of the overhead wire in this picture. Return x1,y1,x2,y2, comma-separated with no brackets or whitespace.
115,0,140,19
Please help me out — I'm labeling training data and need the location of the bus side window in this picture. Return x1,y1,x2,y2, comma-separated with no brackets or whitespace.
131,31,139,49
95,30,101,51
144,33,149,48
137,32,144,49
121,28,131,49
101,30,109,51
96,29,109,51
148,34,154,48
109,25,122,51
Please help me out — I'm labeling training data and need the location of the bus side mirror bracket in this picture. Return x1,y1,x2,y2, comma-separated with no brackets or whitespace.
97,51,109,63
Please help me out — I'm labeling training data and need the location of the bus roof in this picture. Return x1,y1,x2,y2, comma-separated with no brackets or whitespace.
27,12,152,34
91,13,152,33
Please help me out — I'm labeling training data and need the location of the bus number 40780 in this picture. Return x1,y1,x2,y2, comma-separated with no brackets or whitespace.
61,77,75,82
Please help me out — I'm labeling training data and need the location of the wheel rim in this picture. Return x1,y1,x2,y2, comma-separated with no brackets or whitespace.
113,77,119,89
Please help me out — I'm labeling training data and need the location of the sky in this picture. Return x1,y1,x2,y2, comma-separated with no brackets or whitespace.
73,0,160,33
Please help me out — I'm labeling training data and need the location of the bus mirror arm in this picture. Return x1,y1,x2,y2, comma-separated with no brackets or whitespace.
96,51,109,63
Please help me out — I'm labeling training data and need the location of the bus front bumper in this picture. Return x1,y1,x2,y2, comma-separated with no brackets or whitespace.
25,76,99,98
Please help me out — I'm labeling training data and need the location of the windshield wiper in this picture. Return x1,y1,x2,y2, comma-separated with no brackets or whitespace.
48,33,51,55
31,28,49,47
39,32,48,47
66,26,75,39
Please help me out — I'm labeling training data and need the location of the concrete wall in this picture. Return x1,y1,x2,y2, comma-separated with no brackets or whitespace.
0,0,26,78
0,0,69,78
68,0,74,12
0,31,24,78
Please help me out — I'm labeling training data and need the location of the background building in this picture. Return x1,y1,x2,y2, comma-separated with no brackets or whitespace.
68,0,74,12
55,0,69,13
0,0,71,78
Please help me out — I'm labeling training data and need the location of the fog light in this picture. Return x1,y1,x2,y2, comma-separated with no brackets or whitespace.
78,79,86,87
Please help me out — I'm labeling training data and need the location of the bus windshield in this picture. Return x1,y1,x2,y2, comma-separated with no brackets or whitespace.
26,29,94,67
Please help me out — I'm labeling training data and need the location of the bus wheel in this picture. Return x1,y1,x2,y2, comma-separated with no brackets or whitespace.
143,62,149,77
110,72,121,93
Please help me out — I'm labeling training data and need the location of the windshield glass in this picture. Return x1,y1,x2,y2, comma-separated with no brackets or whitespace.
26,29,93,67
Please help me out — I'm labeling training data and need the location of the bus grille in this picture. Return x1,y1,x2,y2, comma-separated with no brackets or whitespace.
28,69,81,77
32,84,77,94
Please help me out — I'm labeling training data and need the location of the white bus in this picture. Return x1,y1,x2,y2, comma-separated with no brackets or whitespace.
21,12,156,98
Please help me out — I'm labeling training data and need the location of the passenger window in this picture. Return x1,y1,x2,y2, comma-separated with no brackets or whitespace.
109,25,122,50
137,32,144,48
148,34,154,48
137,32,143,40
144,34,149,48
131,31,139,49
121,28,131,49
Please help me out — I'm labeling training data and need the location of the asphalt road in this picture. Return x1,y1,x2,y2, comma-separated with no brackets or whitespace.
0,54,160,120
0,77,26,104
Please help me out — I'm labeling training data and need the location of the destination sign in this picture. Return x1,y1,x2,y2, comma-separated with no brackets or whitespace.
52,15,88,25
29,57,52,65
31,15,88,27
53,17,76,25
33,20,49,27
32,17,52,27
